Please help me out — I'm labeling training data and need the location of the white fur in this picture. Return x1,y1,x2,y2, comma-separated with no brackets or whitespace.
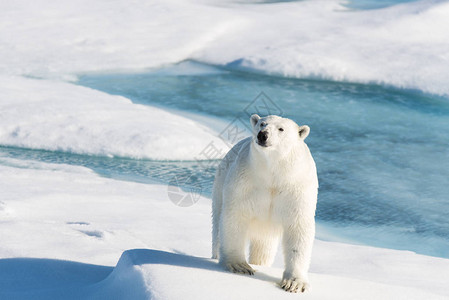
212,114,318,293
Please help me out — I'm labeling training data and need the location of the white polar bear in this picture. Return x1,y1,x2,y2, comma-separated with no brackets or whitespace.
212,114,318,293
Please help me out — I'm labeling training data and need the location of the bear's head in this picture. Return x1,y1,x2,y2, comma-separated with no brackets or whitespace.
250,114,310,153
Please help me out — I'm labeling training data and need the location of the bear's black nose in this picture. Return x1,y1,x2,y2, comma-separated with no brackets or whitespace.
257,130,268,143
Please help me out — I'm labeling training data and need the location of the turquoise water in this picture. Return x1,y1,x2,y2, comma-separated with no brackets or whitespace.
2,60,448,258
235,0,419,10
344,0,418,9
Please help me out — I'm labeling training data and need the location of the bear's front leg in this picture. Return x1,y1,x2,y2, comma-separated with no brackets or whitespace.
219,207,255,275
281,217,315,293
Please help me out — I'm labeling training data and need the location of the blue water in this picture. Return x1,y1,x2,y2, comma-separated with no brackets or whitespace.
238,0,419,10
344,0,418,9
1,60,448,258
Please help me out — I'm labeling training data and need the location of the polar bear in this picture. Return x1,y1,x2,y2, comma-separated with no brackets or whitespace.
212,114,318,293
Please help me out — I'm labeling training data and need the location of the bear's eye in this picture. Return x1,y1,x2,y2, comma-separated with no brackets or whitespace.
260,122,267,127
279,128,284,132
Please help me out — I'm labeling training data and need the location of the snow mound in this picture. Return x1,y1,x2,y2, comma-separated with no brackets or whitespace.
0,76,228,160
2,249,445,300
111,249,447,300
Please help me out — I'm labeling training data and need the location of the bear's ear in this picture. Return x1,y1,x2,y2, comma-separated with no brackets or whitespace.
298,125,310,140
250,114,261,128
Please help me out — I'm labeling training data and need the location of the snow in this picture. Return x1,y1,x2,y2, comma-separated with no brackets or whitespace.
0,76,227,160
1,158,448,299
1,0,449,95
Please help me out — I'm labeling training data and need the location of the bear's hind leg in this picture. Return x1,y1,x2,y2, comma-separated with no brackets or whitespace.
212,180,223,260
248,226,280,266
212,202,221,260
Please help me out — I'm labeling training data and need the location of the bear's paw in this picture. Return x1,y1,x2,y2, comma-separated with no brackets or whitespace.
225,261,255,275
280,277,310,293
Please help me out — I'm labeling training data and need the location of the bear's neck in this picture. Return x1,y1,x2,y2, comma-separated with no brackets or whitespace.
249,141,307,174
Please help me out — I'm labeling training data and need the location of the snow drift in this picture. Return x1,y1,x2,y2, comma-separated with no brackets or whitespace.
0,76,227,160
1,249,447,300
